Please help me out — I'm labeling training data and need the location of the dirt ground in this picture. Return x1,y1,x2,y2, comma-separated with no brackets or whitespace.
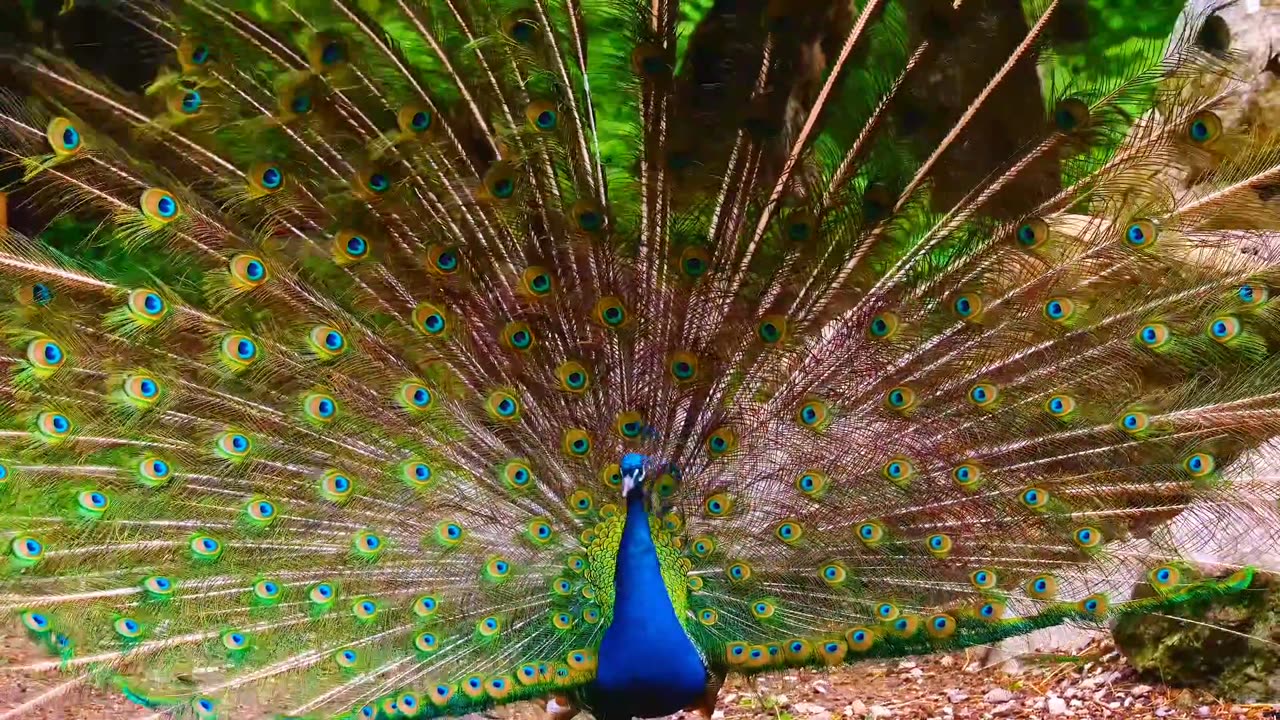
1,630,1276,719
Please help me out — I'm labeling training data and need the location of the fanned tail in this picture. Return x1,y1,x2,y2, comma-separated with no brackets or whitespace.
0,1,1279,718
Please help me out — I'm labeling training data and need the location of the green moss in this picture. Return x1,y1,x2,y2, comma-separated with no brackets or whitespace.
1114,572,1280,702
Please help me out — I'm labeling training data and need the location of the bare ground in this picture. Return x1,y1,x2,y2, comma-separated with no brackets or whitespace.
0,630,1274,719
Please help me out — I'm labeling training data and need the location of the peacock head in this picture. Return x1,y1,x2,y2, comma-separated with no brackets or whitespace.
620,453,646,499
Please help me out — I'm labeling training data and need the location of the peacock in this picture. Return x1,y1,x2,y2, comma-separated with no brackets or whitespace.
0,0,1279,718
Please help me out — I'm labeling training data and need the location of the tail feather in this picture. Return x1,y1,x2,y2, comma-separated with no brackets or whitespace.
0,1,1277,718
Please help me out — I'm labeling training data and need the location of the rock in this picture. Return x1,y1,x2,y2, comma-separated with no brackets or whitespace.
945,690,969,703
1047,697,1069,716
990,701,1018,716
848,700,869,717
983,688,1015,704
793,702,827,715
1130,684,1153,697
868,705,892,718
1198,707,1212,718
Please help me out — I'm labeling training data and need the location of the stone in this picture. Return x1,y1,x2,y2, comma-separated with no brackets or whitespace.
983,688,1015,704
868,705,892,718
945,690,969,704
1047,697,1068,716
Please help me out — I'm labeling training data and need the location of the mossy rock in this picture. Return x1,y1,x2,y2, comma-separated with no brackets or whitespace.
1113,571,1280,702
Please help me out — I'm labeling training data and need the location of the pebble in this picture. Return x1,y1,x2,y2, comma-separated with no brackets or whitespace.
868,705,893,718
1130,684,1153,697
1047,697,1068,716
990,700,1018,716
945,689,969,703
1198,707,1212,718
983,688,1015,704
848,700,869,717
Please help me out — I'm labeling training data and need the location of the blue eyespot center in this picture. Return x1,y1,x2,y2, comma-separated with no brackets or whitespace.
261,167,282,188
182,91,202,113
246,261,265,280
157,196,177,217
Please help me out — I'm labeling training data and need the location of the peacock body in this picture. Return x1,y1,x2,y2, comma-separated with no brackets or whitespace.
0,1,1278,718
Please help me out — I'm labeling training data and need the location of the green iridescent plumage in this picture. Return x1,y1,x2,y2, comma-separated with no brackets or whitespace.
0,0,1278,718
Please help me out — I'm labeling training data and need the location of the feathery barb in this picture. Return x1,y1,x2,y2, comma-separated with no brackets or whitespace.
0,1,1278,718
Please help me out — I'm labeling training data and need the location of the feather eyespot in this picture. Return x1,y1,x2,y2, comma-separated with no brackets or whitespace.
11,536,44,565
757,315,788,345
178,37,215,72
1207,315,1241,343
334,230,371,264
142,575,175,599
1026,574,1057,599
500,321,535,352
140,189,180,224
1183,451,1216,478
1187,111,1222,145
503,10,540,43
680,247,711,279
615,410,644,439
526,100,559,131
486,390,521,422
926,533,952,557
667,350,700,383
1072,526,1102,549
706,486,737,515
527,519,555,545
884,385,916,413
1043,297,1075,322
220,629,249,651
1148,564,1183,592
1053,98,1090,132
1239,283,1269,306
36,411,73,442
352,598,380,620
1123,219,1157,248
307,326,348,360
1020,487,1050,510
426,245,460,275
303,392,339,424
397,105,434,136
1119,411,1150,434
501,460,535,491
881,457,915,486
868,312,899,339
568,490,594,515
247,162,284,194
967,382,998,408
593,297,628,328
215,431,252,460
435,520,464,547
820,561,847,586
1014,218,1049,249
352,531,384,559
189,533,223,562
413,303,449,337
953,293,983,321
926,613,957,638
253,579,283,604
401,461,434,490
77,489,109,519
114,616,143,639
1045,394,1076,418
773,521,803,544
691,535,716,557
413,594,440,619
137,456,173,487
483,162,517,200
1077,594,1109,617
1137,322,1171,348
228,254,269,289
970,568,998,590
26,338,66,375
46,117,83,156
126,288,168,326
857,521,885,545
398,380,434,413
796,398,831,430
521,266,555,297
706,427,738,458
846,627,875,651
561,429,591,458
319,470,354,503
796,469,828,498
308,33,347,73
219,334,260,371
244,498,276,527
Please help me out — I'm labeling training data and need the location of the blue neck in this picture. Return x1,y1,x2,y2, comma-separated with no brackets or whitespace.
591,491,707,718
